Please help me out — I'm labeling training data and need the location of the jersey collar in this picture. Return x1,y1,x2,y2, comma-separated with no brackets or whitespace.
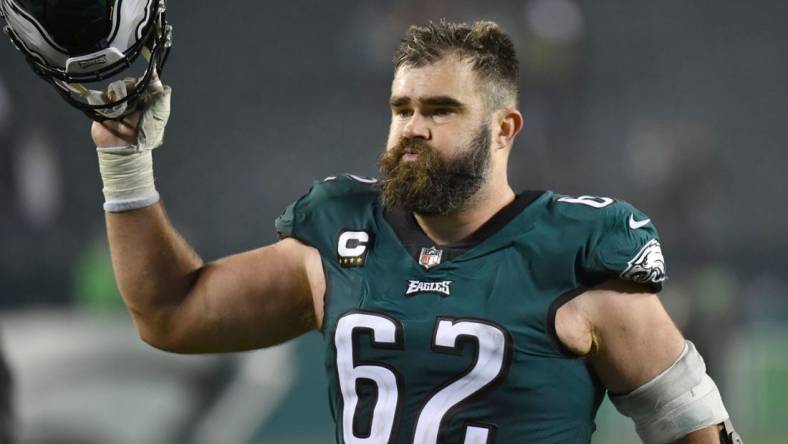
383,190,545,263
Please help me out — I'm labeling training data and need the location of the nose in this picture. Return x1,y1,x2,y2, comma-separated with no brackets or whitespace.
402,112,431,140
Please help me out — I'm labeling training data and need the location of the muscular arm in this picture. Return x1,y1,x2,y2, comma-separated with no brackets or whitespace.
95,113,325,354
556,280,722,443
106,203,325,353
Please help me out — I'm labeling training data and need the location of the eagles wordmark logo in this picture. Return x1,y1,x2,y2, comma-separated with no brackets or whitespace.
621,239,666,284
405,280,452,297
337,230,371,267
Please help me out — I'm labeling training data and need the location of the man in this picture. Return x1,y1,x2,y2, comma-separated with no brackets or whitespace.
92,21,736,443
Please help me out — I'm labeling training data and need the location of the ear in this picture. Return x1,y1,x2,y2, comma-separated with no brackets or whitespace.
494,108,523,150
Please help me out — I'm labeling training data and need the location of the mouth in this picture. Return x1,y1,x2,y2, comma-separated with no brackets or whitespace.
401,147,420,161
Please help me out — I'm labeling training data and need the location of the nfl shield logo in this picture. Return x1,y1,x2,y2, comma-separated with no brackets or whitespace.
419,246,443,269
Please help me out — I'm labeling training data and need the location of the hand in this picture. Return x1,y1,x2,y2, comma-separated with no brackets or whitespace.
91,75,171,151
91,111,142,148
93,77,170,213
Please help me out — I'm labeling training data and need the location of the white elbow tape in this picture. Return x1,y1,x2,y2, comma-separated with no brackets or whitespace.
609,340,729,444
97,147,160,212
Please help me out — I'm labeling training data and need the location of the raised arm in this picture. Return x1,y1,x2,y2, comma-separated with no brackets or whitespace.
92,87,324,354
105,203,324,353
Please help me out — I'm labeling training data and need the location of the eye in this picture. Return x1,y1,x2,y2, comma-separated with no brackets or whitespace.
394,109,413,118
429,108,456,121
431,108,452,116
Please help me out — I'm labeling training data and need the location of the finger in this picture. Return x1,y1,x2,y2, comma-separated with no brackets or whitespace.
93,122,130,141
96,119,139,144
99,120,132,139
118,111,142,130
101,112,141,134
148,71,164,93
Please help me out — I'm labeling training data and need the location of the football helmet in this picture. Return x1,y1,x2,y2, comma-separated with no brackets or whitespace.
0,0,172,120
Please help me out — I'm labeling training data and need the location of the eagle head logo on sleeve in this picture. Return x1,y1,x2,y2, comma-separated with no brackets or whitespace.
621,239,666,284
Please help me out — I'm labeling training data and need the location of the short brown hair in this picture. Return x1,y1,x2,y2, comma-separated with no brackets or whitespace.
393,20,520,110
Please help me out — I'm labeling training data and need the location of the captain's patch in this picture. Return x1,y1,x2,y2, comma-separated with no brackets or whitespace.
337,230,371,267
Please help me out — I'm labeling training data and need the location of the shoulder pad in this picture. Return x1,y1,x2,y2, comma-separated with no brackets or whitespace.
306,174,380,200
548,193,666,290
275,173,379,243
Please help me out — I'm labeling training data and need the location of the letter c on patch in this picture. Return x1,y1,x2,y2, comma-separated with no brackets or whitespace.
338,231,369,257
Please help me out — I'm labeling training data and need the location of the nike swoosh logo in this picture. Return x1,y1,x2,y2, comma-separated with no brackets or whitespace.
629,214,651,229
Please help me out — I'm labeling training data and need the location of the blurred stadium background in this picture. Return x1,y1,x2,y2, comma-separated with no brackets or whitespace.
1,0,787,443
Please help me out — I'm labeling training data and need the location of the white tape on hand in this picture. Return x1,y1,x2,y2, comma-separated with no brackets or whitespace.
96,78,172,212
97,148,160,212
137,76,171,151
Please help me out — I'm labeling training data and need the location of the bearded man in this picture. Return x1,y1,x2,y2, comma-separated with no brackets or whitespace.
91,20,738,444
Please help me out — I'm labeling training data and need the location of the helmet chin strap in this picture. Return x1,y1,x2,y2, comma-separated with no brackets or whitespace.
62,45,158,119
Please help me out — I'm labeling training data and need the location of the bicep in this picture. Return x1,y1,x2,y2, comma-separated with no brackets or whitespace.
564,281,729,442
575,279,685,394
159,238,324,353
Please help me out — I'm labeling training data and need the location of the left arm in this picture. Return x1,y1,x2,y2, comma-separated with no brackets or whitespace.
555,279,726,443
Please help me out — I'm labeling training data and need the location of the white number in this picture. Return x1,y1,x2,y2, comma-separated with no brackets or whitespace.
557,195,614,208
335,313,401,443
346,174,379,184
335,313,510,444
413,319,507,444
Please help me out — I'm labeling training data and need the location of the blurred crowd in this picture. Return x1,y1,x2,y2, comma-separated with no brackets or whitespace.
1,1,786,443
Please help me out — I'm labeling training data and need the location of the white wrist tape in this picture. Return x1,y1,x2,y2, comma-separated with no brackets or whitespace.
96,78,171,212
610,340,729,444
97,147,159,212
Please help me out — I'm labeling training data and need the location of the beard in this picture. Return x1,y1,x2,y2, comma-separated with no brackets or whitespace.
378,123,491,215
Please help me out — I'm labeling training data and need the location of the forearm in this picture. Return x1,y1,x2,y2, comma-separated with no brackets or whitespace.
93,80,189,338
106,201,203,339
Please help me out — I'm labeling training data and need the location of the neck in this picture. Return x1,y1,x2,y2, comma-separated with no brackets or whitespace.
413,181,515,245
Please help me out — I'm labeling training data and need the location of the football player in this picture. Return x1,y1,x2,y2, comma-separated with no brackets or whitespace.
2,3,741,442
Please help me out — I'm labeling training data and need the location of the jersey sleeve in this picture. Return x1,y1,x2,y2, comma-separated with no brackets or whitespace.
581,200,666,292
274,174,379,257
549,195,667,292
274,197,298,239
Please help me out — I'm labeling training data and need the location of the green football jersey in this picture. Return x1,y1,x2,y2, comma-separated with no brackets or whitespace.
275,174,666,444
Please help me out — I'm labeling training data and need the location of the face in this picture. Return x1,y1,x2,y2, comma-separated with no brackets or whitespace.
379,56,494,215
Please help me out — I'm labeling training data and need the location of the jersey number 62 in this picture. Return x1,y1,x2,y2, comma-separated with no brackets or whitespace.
334,311,511,444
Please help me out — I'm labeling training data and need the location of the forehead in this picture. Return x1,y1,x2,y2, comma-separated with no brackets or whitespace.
391,56,483,105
